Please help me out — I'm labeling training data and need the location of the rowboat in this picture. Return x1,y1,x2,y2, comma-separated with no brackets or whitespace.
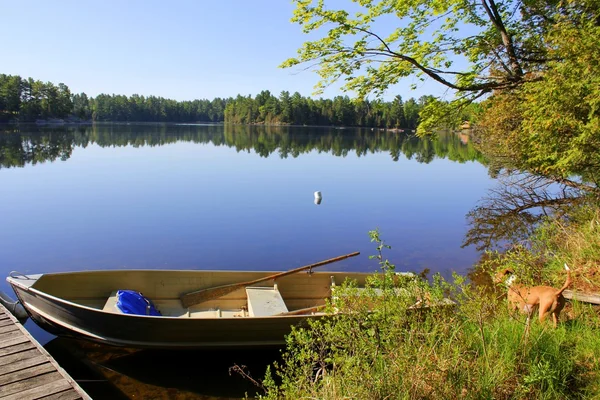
6,268,371,349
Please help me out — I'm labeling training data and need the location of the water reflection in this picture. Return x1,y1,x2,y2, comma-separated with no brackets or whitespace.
0,123,483,169
45,337,279,399
463,172,584,250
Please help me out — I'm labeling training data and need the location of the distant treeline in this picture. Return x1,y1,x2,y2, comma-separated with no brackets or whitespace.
224,91,428,128
0,74,226,123
0,124,484,169
81,94,227,123
1,74,435,128
0,75,72,122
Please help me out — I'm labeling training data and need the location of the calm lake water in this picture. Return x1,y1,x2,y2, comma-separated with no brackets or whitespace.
0,123,493,398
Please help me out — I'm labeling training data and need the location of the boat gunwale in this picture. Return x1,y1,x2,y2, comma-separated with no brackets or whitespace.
9,268,368,276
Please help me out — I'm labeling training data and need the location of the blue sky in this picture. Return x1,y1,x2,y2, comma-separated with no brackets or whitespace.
1,0,450,101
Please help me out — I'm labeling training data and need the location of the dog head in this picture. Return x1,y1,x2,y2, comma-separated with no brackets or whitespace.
494,268,515,285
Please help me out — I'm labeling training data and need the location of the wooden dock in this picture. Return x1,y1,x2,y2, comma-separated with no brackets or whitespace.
0,303,90,400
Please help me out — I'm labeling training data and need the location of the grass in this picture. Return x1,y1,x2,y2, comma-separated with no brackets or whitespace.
248,221,600,399
257,280,600,399
539,206,600,293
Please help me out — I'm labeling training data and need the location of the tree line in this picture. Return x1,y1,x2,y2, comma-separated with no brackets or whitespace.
0,75,72,122
1,74,451,128
0,74,228,123
224,91,433,128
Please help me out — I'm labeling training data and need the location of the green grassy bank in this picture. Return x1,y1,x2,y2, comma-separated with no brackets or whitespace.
252,216,600,399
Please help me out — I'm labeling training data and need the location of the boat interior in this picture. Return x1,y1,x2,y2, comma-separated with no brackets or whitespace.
27,270,370,319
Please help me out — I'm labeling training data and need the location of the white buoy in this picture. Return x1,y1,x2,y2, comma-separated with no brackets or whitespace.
314,191,322,205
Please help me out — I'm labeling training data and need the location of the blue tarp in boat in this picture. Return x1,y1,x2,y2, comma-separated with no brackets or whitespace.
116,290,161,316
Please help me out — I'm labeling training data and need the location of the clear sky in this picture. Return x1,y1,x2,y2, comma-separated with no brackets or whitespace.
1,0,449,102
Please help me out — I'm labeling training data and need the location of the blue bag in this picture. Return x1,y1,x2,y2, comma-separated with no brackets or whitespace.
116,290,161,316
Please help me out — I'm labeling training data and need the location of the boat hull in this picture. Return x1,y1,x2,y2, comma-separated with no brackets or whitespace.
8,269,370,349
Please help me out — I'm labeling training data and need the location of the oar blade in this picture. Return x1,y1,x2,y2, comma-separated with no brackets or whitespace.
181,284,241,308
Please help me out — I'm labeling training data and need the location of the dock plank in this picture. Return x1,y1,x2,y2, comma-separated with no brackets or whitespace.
38,389,83,400
0,335,29,349
0,325,19,335
0,304,90,400
1,378,73,400
0,342,35,358
0,362,55,386
0,370,63,397
0,355,48,376
0,330,23,342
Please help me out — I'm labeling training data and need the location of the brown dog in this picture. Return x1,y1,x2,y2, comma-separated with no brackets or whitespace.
496,264,572,327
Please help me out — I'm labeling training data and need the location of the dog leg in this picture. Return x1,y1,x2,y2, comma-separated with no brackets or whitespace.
524,314,531,343
538,301,556,325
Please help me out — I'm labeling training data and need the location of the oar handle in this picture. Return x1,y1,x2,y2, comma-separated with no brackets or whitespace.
277,304,327,316
242,251,361,286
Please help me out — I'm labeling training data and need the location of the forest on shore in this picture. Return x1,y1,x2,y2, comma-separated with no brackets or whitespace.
0,74,447,128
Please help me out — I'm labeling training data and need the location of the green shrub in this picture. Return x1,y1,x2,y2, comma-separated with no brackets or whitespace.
255,230,600,399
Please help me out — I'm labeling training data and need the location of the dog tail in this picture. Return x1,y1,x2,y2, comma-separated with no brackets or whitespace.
555,263,572,296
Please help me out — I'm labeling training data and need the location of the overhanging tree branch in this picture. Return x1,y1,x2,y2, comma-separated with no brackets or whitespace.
481,0,524,77
334,24,524,92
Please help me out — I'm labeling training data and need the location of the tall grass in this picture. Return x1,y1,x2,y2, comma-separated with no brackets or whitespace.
537,206,600,293
254,227,600,399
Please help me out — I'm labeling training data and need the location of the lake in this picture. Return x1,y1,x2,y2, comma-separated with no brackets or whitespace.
0,123,493,398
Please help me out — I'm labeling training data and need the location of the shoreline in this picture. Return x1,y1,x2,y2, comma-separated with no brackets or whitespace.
0,120,417,133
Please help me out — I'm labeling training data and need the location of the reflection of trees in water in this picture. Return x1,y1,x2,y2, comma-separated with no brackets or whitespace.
463,172,585,251
0,123,484,169
462,172,590,295
0,128,75,168
223,125,483,163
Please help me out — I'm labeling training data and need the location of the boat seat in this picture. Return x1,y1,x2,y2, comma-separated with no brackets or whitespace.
103,290,121,314
246,286,288,317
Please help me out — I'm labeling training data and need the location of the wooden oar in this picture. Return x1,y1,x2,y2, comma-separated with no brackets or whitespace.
180,251,360,308
277,304,327,316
